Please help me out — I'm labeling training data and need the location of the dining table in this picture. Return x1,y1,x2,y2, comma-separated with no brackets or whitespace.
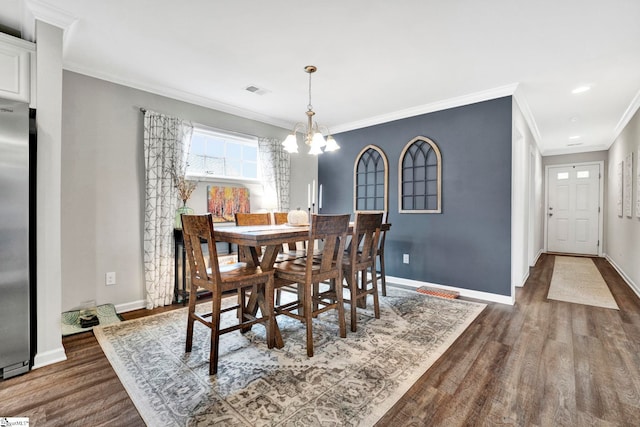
213,221,392,348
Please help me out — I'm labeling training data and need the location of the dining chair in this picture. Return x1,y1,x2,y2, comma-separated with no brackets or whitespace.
181,213,275,375
341,212,383,332
374,212,388,296
235,212,272,264
273,214,350,357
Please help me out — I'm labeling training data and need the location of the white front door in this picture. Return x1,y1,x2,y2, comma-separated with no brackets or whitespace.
547,164,600,255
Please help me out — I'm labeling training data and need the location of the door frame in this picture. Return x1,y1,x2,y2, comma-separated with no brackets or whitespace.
544,161,604,257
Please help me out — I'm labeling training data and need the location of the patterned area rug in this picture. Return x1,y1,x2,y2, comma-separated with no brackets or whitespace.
547,256,619,310
61,303,123,336
94,287,485,426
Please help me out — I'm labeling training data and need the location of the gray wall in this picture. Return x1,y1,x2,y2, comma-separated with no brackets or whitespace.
319,97,513,296
605,108,640,294
61,71,289,311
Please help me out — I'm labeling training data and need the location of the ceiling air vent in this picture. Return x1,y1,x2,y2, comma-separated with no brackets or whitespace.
244,85,270,96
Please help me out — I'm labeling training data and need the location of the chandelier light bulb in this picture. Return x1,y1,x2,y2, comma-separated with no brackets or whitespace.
281,65,340,155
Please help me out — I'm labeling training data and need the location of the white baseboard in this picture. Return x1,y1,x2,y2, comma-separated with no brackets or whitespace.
515,270,530,288
604,254,640,299
115,299,146,313
386,275,514,305
33,347,67,369
532,249,543,266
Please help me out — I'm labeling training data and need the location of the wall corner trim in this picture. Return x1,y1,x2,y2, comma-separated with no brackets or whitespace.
33,346,67,369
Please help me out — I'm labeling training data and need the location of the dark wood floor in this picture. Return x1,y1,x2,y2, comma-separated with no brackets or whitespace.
1,254,639,426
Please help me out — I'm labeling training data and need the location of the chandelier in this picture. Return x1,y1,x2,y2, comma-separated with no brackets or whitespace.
282,65,340,155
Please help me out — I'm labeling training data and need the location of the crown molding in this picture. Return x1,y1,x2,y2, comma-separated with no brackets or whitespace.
331,83,519,134
512,86,544,153
26,0,77,31
63,62,293,131
613,88,640,144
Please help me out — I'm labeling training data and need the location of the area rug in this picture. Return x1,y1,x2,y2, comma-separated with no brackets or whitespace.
61,303,123,336
547,256,619,310
94,287,485,426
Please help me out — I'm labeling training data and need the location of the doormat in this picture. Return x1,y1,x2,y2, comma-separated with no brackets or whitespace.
416,286,460,299
61,303,124,336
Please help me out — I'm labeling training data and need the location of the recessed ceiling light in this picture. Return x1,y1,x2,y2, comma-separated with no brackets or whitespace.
567,142,583,147
569,135,581,140
572,85,591,94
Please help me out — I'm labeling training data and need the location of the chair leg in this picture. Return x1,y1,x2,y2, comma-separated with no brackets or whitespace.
380,254,387,296
209,292,223,375
349,271,358,333
370,266,380,319
185,283,198,353
312,281,320,316
264,276,275,349
304,280,314,357
335,273,347,339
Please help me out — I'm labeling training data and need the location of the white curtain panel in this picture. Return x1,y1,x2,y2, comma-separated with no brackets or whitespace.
258,137,290,211
143,110,193,309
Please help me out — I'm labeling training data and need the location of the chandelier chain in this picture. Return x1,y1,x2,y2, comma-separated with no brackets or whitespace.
307,71,313,112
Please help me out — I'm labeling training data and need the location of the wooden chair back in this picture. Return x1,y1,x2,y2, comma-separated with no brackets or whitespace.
235,212,272,226
348,212,383,266
182,213,222,291
308,214,351,277
273,212,289,225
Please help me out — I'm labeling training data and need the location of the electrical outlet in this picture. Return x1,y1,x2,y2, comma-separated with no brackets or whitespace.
403,254,410,264
105,272,116,286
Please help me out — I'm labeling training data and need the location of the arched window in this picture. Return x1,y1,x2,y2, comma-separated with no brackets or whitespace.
399,136,442,213
354,145,388,211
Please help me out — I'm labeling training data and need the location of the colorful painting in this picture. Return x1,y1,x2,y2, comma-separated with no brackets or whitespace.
207,186,250,222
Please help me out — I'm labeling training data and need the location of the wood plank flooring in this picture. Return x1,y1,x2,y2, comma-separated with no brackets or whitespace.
1,254,639,426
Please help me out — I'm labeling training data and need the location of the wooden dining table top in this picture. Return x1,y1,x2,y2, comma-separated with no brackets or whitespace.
214,222,391,247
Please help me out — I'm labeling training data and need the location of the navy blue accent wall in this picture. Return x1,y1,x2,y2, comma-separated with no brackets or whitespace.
318,96,512,296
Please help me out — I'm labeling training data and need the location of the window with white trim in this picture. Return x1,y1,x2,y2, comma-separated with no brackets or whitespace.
186,127,259,180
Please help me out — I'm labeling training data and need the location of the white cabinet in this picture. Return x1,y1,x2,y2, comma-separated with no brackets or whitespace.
0,33,35,103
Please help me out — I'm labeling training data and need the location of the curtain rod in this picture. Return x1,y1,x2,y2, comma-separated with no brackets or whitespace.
139,107,146,113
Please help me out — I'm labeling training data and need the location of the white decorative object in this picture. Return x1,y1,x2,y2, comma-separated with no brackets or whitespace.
624,152,632,218
287,208,309,225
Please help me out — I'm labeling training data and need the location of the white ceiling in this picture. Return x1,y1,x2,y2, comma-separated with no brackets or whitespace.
3,0,640,155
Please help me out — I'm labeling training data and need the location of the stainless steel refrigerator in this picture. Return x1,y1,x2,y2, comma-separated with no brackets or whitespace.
0,99,34,380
